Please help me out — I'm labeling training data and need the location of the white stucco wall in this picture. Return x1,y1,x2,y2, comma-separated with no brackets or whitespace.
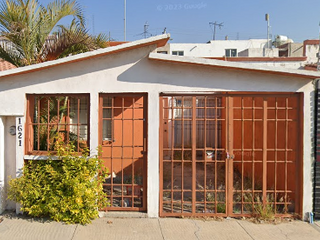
0,116,18,213
305,44,319,64
0,43,315,219
163,39,269,57
0,117,5,213
236,60,305,69
238,48,279,57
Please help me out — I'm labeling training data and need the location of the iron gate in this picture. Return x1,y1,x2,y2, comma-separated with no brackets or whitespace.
99,93,147,211
159,93,302,217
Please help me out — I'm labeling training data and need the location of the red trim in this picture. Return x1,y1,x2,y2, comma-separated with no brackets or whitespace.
304,64,317,71
109,41,129,47
304,40,319,45
0,37,170,79
205,57,307,62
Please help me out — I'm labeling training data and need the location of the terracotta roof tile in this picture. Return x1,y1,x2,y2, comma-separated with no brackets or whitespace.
0,59,16,71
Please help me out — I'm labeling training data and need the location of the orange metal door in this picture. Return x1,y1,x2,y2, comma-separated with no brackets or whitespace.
160,95,228,216
159,93,302,218
99,94,147,211
230,94,302,217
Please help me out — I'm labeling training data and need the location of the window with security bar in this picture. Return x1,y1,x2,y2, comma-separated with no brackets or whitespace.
26,94,89,154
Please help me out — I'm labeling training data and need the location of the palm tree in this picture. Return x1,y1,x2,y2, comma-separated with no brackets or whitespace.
0,0,108,67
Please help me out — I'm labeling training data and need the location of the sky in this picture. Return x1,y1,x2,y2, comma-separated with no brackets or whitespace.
39,0,320,43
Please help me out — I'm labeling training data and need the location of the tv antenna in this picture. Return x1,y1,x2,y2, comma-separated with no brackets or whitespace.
317,22,320,71
134,22,153,38
209,21,223,40
265,14,271,48
144,22,149,38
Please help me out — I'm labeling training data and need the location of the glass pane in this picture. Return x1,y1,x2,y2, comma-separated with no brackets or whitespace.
163,162,172,190
184,121,192,147
103,109,112,118
29,95,89,153
103,97,112,107
103,120,112,140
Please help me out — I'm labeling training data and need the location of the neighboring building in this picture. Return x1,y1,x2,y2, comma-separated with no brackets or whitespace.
156,38,320,71
156,39,271,58
0,34,318,220
278,43,304,58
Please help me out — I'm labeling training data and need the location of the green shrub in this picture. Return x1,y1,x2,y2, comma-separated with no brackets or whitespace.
7,139,109,224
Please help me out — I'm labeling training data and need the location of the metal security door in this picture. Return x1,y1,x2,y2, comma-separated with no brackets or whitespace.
160,95,228,216
99,94,147,211
160,93,302,218
230,94,302,217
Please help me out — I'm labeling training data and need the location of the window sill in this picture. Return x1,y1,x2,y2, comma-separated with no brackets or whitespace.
24,155,59,160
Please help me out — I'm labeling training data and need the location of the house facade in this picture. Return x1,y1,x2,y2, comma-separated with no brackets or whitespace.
0,34,318,219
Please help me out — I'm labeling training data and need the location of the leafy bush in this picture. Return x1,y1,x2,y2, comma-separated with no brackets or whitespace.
7,139,109,224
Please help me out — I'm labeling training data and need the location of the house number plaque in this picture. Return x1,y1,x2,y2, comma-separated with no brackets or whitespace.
17,117,23,147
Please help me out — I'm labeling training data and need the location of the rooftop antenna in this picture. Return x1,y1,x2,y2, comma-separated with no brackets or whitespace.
162,27,167,34
265,14,271,48
209,21,223,40
317,22,320,71
144,21,149,38
124,0,126,41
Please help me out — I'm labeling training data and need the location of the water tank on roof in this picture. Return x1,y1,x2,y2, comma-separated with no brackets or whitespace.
274,35,294,47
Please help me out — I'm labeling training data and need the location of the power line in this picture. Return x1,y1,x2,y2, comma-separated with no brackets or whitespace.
209,21,223,40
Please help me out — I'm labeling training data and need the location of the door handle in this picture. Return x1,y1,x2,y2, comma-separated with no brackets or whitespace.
141,137,146,154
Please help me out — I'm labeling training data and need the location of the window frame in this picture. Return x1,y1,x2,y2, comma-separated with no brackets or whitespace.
25,94,90,155
225,49,237,57
172,51,184,56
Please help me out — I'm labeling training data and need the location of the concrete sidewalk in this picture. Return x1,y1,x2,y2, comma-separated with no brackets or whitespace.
0,214,320,240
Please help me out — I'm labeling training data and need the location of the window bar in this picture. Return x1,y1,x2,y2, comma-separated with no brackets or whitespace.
131,97,135,208
241,97,244,214
262,98,268,209
77,98,80,151
37,98,41,151
181,96,184,212
57,97,60,133
285,98,288,212
214,97,218,212
252,98,255,213
192,96,197,214
111,97,114,206
274,99,278,213
47,97,50,151
87,96,90,150
171,97,174,213
121,97,124,207
204,97,207,213
66,98,70,146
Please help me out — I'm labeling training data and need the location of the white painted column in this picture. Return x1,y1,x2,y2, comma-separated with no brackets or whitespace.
303,88,315,220
0,117,5,214
15,116,24,214
147,91,160,217
90,92,99,156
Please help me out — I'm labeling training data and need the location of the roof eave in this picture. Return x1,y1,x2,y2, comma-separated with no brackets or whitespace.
148,53,320,80
0,34,170,79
